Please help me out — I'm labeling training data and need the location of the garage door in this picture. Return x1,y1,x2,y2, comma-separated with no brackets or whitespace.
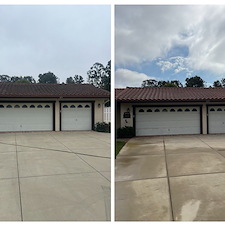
208,106,225,134
61,103,92,131
0,103,53,132
136,106,201,136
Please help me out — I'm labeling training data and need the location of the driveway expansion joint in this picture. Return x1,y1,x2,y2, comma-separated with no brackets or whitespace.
15,133,23,221
163,137,175,221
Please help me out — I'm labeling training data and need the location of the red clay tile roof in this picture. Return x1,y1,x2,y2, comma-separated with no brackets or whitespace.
116,87,225,102
0,83,110,98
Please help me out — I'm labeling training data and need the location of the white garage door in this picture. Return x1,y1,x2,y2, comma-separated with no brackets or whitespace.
136,106,201,136
61,103,92,131
0,103,53,132
208,106,225,134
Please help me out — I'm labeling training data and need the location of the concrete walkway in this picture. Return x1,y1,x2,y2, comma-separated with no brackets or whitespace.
0,131,110,221
115,134,225,221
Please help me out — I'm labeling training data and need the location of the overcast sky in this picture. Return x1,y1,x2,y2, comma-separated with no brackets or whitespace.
115,5,225,88
0,5,110,83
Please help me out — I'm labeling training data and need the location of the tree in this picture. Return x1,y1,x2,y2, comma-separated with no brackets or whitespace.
87,61,111,91
66,77,74,84
142,79,158,87
0,75,11,82
141,79,183,87
102,60,111,91
23,76,36,83
213,80,222,87
185,76,205,87
74,75,84,84
38,72,58,83
170,80,183,87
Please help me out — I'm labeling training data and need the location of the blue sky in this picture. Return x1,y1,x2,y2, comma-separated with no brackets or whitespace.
115,5,225,88
0,5,110,83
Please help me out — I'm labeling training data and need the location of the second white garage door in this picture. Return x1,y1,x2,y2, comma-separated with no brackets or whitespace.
208,106,225,134
61,103,92,131
136,106,201,136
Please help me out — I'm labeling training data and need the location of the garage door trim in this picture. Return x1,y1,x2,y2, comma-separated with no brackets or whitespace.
133,104,202,136
59,101,95,131
0,101,55,131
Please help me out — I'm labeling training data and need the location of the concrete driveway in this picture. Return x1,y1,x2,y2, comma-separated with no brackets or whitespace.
0,131,110,221
116,134,225,221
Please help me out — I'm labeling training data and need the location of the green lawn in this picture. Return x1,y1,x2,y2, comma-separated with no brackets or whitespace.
116,140,126,158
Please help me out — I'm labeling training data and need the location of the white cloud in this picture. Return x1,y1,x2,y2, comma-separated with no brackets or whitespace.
156,56,193,75
116,5,225,76
115,68,154,88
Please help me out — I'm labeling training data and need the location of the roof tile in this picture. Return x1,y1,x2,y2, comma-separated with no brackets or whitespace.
0,83,110,98
115,87,225,102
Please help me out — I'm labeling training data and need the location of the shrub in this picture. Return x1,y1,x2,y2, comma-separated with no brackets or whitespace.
117,126,135,138
95,122,110,133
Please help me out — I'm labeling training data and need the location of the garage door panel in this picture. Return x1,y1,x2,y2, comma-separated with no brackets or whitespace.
61,103,92,131
0,103,53,132
136,106,200,136
208,106,225,134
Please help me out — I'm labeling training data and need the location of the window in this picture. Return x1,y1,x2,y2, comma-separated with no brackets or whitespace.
210,108,215,111
0,105,4,108
22,105,27,108
192,108,197,111
185,108,190,112
217,108,222,111
45,105,50,108
78,105,83,108
155,109,160,112
70,105,75,108
170,109,175,112
139,109,144,112
162,109,168,112
177,108,183,112
85,105,90,108
147,109,152,112
37,105,43,108
14,105,20,108
30,105,35,108
63,105,68,108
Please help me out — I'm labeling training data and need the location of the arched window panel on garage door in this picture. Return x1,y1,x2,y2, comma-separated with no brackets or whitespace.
0,105,4,108
37,105,43,108
0,103,53,132
135,106,201,136
208,106,225,133
61,102,92,131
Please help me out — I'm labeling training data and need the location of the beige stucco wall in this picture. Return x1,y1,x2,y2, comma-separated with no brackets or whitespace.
0,97,108,131
118,101,225,135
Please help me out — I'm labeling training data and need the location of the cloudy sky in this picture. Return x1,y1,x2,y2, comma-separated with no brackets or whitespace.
0,5,110,83
115,5,225,88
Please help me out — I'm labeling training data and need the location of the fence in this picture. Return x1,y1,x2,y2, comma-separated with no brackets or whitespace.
104,107,111,123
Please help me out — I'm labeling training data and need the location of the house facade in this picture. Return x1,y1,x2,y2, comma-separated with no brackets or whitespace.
116,87,225,136
0,83,109,132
